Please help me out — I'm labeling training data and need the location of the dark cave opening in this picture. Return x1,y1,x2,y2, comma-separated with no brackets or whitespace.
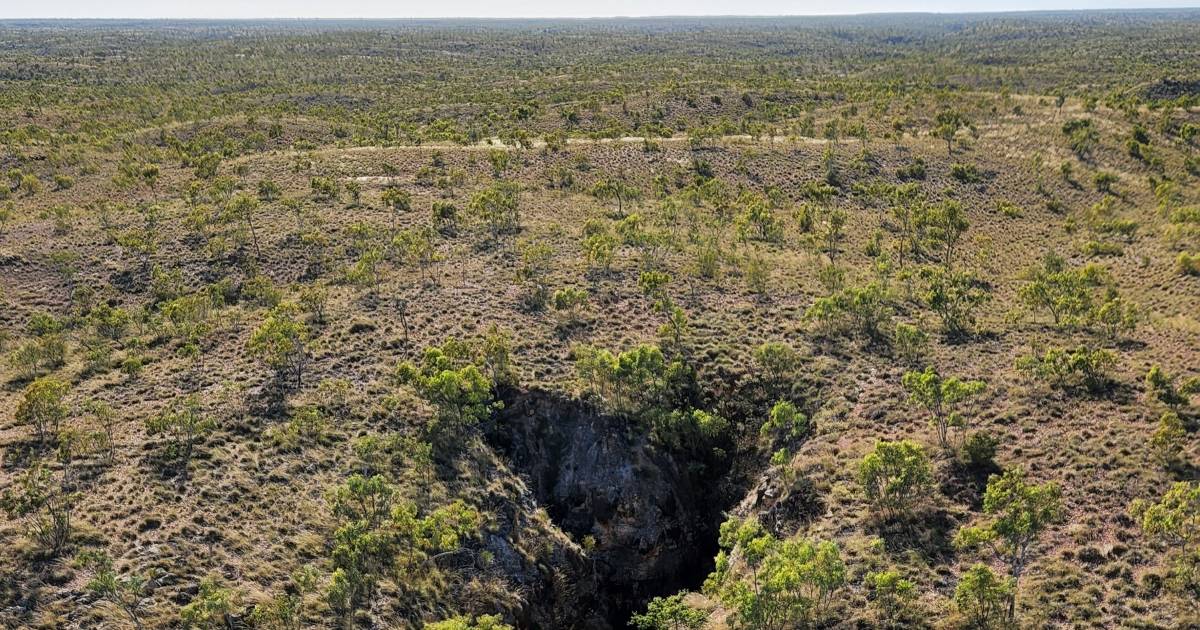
489,388,740,629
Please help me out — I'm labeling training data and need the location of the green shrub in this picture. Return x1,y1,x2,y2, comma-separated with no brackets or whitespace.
1130,482,1200,602
950,163,982,183
432,200,458,234
629,592,706,630
426,615,514,630
309,176,340,201
9,334,67,377
180,576,240,628
893,322,929,364
955,468,1062,624
551,287,589,324
858,439,934,516
1062,118,1098,158
917,266,990,337
77,549,155,628
120,355,145,378
760,400,808,447
960,431,998,469
1176,251,1200,276
1080,240,1122,257
1150,411,1186,468
241,274,282,308
145,394,215,478
741,251,770,296
734,193,783,242
248,303,311,388
866,569,917,626
89,303,131,340
704,517,845,627
1144,364,1199,409
1016,345,1116,394
1091,292,1139,339
652,408,729,456
1,462,76,556
902,366,986,449
582,232,617,272
1092,171,1118,193
19,173,42,196
996,199,1022,218
395,341,502,445
16,377,70,443
896,157,926,181
805,280,893,341
574,344,681,417
469,181,521,236
753,342,800,393
1017,252,1108,327
954,564,1012,629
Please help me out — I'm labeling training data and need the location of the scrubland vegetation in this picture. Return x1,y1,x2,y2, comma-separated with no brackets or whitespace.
1,11,1200,629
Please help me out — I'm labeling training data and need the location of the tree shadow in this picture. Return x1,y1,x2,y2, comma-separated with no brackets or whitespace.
940,458,1001,511
943,329,1001,347
64,459,113,487
3,369,42,390
140,447,188,483
1090,379,1139,405
1114,338,1148,352
0,550,62,617
869,507,962,563
553,319,589,341
107,268,146,294
1168,461,1200,483
1,438,49,472
244,381,290,420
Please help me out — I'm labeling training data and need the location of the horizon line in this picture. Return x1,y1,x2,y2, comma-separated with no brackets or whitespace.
5,7,1200,21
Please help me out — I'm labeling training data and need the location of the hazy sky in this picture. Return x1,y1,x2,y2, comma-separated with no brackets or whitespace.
2,0,1197,19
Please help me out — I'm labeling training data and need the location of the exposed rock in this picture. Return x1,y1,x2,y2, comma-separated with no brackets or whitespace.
491,389,725,628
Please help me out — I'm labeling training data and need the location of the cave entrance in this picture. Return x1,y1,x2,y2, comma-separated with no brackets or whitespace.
489,389,739,629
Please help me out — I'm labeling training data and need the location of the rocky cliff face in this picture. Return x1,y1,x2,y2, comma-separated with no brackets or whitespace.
490,390,726,628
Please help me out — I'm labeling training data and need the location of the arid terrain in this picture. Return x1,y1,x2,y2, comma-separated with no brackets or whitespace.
1,13,1199,629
